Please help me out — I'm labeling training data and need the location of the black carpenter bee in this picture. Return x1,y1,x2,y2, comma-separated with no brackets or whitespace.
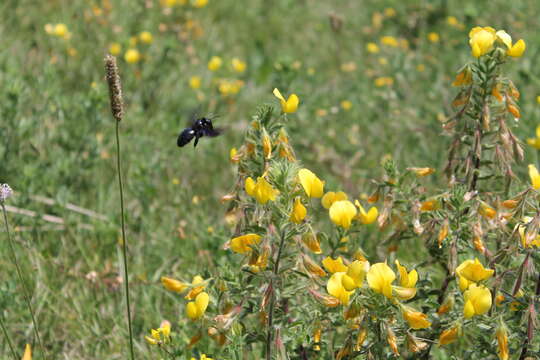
177,116,222,147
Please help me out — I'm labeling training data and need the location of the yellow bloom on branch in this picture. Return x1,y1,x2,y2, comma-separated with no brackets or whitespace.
329,200,357,229
245,176,279,204
322,256,348,273
354,200,378,224
528,164,540,190
322,191,348,209
456,258,494,283
463,284,492,318
367,262,395,299
186,292,210,320
231,58,246,73
161,276,188,293
395,260,418,288
518,217,540,248
407,167,436,176
327,272,354,305
189,76,201,89
341,260,370,291
289,197,307,224
298,169,324,198
273,88,299,113
109,42,122,56
139,31,153,44
469,26,496,57
230,233,261,254
496,30,526,57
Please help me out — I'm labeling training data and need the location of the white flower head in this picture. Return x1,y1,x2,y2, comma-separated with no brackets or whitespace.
0,184,13,202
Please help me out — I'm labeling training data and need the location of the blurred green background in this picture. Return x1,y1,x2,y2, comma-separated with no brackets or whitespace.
1,0,539,358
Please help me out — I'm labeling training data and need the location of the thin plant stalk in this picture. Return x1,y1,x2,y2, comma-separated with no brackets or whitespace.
0,313,17,360
1,204,46,359
115,121,135,360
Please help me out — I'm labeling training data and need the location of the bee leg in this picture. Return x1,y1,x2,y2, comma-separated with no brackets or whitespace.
194,136,199,147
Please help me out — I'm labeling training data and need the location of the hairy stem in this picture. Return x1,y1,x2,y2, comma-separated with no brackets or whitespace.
266,229,287,360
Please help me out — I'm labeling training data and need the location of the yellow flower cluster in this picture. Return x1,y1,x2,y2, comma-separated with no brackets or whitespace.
44,23,71,40
161,275,210,320
144,320,171,345
469,26,525,58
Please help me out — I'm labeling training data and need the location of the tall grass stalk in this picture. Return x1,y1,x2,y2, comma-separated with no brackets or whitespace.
0,313,17,360
1,204,46,359
105,54,135,360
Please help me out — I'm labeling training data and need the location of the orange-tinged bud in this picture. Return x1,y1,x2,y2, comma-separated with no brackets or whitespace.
507,103,520,119
420,199,440,212
313,327,322,351
492,84,504,102
438,326,460,346
354,327,367,351
437,296,454,315
501,199,518,209
495,293,505,306
479,203,496,219
302,255,326,277
438,220,449,248
309,288,341,307
407,333,428,353
262,132,272,159
386,326,399,356
161,276,188,293
473,236,485,253
367,190,379,203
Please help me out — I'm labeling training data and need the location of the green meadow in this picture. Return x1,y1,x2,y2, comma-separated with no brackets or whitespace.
1,0,539,358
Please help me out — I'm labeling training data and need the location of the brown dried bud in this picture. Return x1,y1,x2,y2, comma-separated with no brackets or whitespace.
104,54,124,121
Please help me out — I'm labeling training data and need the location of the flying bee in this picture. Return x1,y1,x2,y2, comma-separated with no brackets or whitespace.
177,116,223,147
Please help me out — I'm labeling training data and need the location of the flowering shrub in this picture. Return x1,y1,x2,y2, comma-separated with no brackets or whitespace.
148,27,539,359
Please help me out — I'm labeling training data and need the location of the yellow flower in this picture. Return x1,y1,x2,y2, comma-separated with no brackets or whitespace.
290,197,307,224
383,7,396,17
208,56,222,71
420,199,440,212
161,276,188,293
526,125,540,149
496,30,526,57
374,76,394,87
463,284,492,318
428,32,440,43
518,217,540,248
186,292,210,320
469,26,496,57
193,0,208,8
322,256,348,273
401,305,431,329
145,321,171,345
139,31,153,44
231,58,246,73
407,167,435,176
321,191,348,209
380,36,399,47
245,176,279,204
366,42,379,53
298,169,324,198
341,260,370,291
189,75,201,90
273,88,299,113
109,42,122,56
230,233,261,254
479,203,496,219
367,262,395,299
22,344,31,360
53,23,68,37
528,164,540,190
340,100,352,111
456,258,494,283
124,49,141,64
438,326,460,346
329,200,357,229
327,272,354,305
496,323,509,360
354,200,378,224
395,260,418,288
185,275,206,299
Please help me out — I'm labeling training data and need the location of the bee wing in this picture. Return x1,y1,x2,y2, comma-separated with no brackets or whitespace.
203,127,224,137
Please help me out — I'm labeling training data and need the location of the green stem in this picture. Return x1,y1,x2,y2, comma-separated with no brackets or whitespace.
1,204,47,359
115,121,135,360
266,229,287,360
0,313,17,360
